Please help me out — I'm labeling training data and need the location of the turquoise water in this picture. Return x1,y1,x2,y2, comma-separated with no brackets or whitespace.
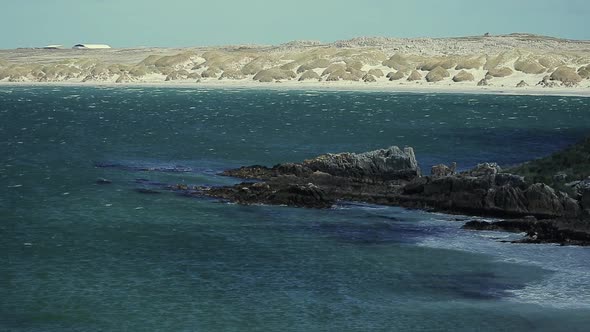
2,86,590,331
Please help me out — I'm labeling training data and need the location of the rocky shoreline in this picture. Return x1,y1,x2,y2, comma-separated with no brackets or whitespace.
183,146,590,246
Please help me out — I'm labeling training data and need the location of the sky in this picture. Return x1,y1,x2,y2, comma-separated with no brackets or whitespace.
0,0,589,48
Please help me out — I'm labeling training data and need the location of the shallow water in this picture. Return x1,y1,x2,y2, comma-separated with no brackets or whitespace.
1,86,590,331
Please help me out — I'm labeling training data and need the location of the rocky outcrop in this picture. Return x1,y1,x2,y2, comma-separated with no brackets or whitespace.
220,148,583,219
165,145,590,245
223,146,420,182
401,164,580,219
463,218,590,246
205,182,334,209
302,146,420,181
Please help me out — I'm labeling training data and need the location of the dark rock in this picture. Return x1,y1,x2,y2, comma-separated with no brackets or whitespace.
222,165,275,180
462,219,530,233
494,173,526,188
206,181,334,209
553,172,568,182
467,163,501,176
431,162,456,177
135,188,161,194
302,146,420,182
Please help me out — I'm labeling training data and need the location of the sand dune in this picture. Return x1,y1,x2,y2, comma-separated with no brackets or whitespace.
1,34,589,94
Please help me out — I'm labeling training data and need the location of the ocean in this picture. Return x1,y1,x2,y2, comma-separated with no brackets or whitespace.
1,86,590,331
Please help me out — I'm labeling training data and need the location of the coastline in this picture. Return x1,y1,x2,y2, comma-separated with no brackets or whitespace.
2,80,590,97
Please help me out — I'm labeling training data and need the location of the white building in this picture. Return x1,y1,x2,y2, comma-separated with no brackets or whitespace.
72,44,112,49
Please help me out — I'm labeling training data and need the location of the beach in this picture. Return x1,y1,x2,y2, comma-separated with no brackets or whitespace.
1,34,589,97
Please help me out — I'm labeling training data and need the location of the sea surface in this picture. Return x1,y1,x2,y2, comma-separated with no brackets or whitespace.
1,86,590,331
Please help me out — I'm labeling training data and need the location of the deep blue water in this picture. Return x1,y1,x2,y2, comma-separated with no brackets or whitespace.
1,86,590,331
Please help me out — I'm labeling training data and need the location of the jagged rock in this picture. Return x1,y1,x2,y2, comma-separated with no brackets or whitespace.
553,172,568,182
302,146,420,181
579,182,590,212
209,146,587,227
468,163,501,176
298,70,321,81
431,162,456,177
550,66,582,86
207,182,334,209
524,184,563,216
516,80,528,88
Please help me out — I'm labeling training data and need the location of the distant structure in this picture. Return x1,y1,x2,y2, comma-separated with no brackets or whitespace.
43,45,63,49
72,44,112,49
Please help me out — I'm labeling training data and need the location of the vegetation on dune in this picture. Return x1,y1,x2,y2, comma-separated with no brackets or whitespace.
550,66,583,85
484,51,518,70
165,69,190,81
387,71,405,81
154,52,196,68
128,65,150,77
0,65,31,81
115,73,135,83
455,56,485,70
201,67,221,78
253,68,296,82
298,70,320,81
382,54,409,70
452,70,475,82
296,59,331,73
321,63,346,76
514,57,546,74
509,137,590,194
279,61,301,71
538,55,565,71
138,55,162,66
345,60,364,71
219,69,244,80
344,49,387,66
367,68,384,77
198,51,248,71
407,70,422,81
419,57,455,71
326,69,359,82
425,66,450,82
487,67,513,77
345,67,365,79
241,56,280,75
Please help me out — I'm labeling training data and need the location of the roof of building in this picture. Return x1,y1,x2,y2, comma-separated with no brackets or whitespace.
73,44,112,49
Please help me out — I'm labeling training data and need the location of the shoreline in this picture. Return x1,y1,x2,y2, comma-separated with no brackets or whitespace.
1,80,590,97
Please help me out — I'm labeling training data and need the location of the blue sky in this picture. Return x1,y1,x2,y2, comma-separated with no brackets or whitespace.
1,0,589,48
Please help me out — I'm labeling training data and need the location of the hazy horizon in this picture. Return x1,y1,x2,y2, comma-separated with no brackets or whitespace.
1,0,589,49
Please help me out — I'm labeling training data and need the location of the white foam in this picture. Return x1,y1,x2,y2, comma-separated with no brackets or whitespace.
417,221,590,309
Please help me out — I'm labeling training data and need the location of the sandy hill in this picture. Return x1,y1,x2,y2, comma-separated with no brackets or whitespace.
0,34,589,91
